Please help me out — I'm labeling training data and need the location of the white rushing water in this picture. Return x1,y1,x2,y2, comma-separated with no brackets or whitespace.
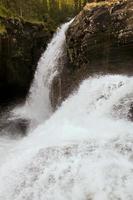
0,21,71,168
0,21,133,200
13,20,72,126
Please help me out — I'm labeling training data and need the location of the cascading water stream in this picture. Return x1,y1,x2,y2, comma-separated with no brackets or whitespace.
0,20,72,167
12,20,72,127
0,20,133,200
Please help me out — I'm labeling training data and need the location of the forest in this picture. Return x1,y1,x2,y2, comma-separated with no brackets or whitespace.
0,0,88,24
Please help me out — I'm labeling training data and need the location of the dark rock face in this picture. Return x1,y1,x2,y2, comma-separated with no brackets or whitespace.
51,0,133,109
66,0,133,74
0,17,54,107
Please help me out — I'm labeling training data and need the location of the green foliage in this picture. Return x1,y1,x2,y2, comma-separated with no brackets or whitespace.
0,0,89,25
0,3,12,17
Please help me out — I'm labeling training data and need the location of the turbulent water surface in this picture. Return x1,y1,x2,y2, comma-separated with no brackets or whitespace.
0,21,133,200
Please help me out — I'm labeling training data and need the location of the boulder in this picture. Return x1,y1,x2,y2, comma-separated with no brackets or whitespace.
66,0,133,74
51,0,133,109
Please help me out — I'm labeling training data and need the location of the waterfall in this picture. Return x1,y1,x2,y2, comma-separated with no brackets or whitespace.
13,20,72,126
0,21,133,200
0,20,72,171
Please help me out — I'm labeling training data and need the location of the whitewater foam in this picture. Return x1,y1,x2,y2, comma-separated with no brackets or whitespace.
0,75,133,200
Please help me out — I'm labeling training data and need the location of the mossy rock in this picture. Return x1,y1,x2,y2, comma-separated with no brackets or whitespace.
0,16,54,106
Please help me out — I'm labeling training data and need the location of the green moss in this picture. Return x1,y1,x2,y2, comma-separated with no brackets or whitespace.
0,4,12,17
26,19,44,24
0,3,57,31
13,47,24,58
0,23,6,34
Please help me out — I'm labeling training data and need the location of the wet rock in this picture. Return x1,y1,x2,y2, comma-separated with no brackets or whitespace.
66,0,133,73
0,110,29,135
51,0,133,109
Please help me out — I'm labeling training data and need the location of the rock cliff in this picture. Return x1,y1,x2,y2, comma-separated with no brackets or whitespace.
0,17,55,106
51,0,133,109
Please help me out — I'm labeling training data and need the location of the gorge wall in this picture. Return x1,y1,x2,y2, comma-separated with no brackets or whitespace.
51,0,133,109
0,17,55,107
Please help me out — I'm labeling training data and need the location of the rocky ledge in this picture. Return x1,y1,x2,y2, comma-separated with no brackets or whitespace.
51,0,133,109
0,17,55,107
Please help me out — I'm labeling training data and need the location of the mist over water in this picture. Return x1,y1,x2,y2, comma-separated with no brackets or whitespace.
0,21,133,200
